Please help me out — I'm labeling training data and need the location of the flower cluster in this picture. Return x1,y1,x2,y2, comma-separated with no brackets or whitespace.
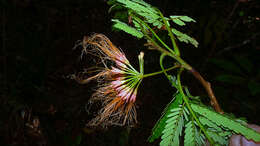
79,34,143,127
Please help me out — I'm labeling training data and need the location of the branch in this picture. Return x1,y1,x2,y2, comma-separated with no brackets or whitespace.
189,68,224,114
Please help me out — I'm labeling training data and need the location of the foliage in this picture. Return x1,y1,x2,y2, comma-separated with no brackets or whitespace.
112,19,144,38
108,0,260,145
191,103,260,141
160,104,185,146
148,92,183,142
109,0,198,48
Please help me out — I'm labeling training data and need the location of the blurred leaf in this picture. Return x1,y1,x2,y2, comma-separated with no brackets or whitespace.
248,80,260,96
215,74,246,84
75,134,82,145
239,11,244,17
210,58,242,74
234,56,253,73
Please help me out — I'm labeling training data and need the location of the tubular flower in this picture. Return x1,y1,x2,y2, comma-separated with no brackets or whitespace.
79,34,144,127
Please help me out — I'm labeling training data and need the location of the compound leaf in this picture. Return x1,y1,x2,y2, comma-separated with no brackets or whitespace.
191,103,260,142
148,92,182,142
112,19,144,38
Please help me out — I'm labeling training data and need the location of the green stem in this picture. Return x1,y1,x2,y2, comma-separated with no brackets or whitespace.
168,53,192,70
157,9,180,56
132,16,175,55
177,68,214,145
142,64,179,78
159,53,179,89
159,53,171,79
132,15,192,71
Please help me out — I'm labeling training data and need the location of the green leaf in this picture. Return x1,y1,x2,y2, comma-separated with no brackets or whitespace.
170,16,196,26
191,103,260,142
168,75,178,89
179,16,196,22
170,16,196,23
199,116,222,131
172,28,199,47
160,108,184,146
112,19,144,38
171,18,186,26
215,74,247,84
148,92,182,142
184,121,196,146
207,130,228,146
116,0,159,20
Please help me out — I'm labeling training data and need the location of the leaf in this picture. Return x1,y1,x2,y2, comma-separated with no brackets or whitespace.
170,16,196,26
172,18,186,26
199,116,222,131
191,103,260,142
117,0,159,20
112,19,144,38
172,28,199,47
179,16,196,22
184,121,196,146
148,92,183,142
160,107,184,146
168,75,178,89
207,130,228,146
215,74,247,84
170,16,196,23
195,126,206,146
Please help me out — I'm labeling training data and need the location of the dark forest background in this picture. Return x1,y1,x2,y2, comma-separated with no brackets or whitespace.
0,0,259,145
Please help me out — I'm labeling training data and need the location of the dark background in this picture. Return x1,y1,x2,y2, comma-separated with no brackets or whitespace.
0,0,259,145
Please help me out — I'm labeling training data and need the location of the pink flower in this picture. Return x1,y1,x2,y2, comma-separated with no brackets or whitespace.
78,34,143,127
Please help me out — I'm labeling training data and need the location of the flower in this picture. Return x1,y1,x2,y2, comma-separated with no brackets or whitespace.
79,34,143,127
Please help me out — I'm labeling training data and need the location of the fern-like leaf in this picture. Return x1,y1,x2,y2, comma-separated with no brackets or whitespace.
199,116,222,132
194,126,206,146
207,130,228,146
184,121,196,146
148,92,182,142
170,16,196,26
117,0,159,19
112,19,144,38
191,103,260,142
172,28,199,47
160,105,184,146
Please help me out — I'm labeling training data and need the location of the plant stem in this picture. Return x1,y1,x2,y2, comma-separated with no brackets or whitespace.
160,53,174,84
132,13,222,114
157,9,180,56
162,52,223,114
189,69,224,113
142,65,179,78
177,68,215,145
132,16,176,55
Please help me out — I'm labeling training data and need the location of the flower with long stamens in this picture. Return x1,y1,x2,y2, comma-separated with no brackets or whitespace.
78,34,144,127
